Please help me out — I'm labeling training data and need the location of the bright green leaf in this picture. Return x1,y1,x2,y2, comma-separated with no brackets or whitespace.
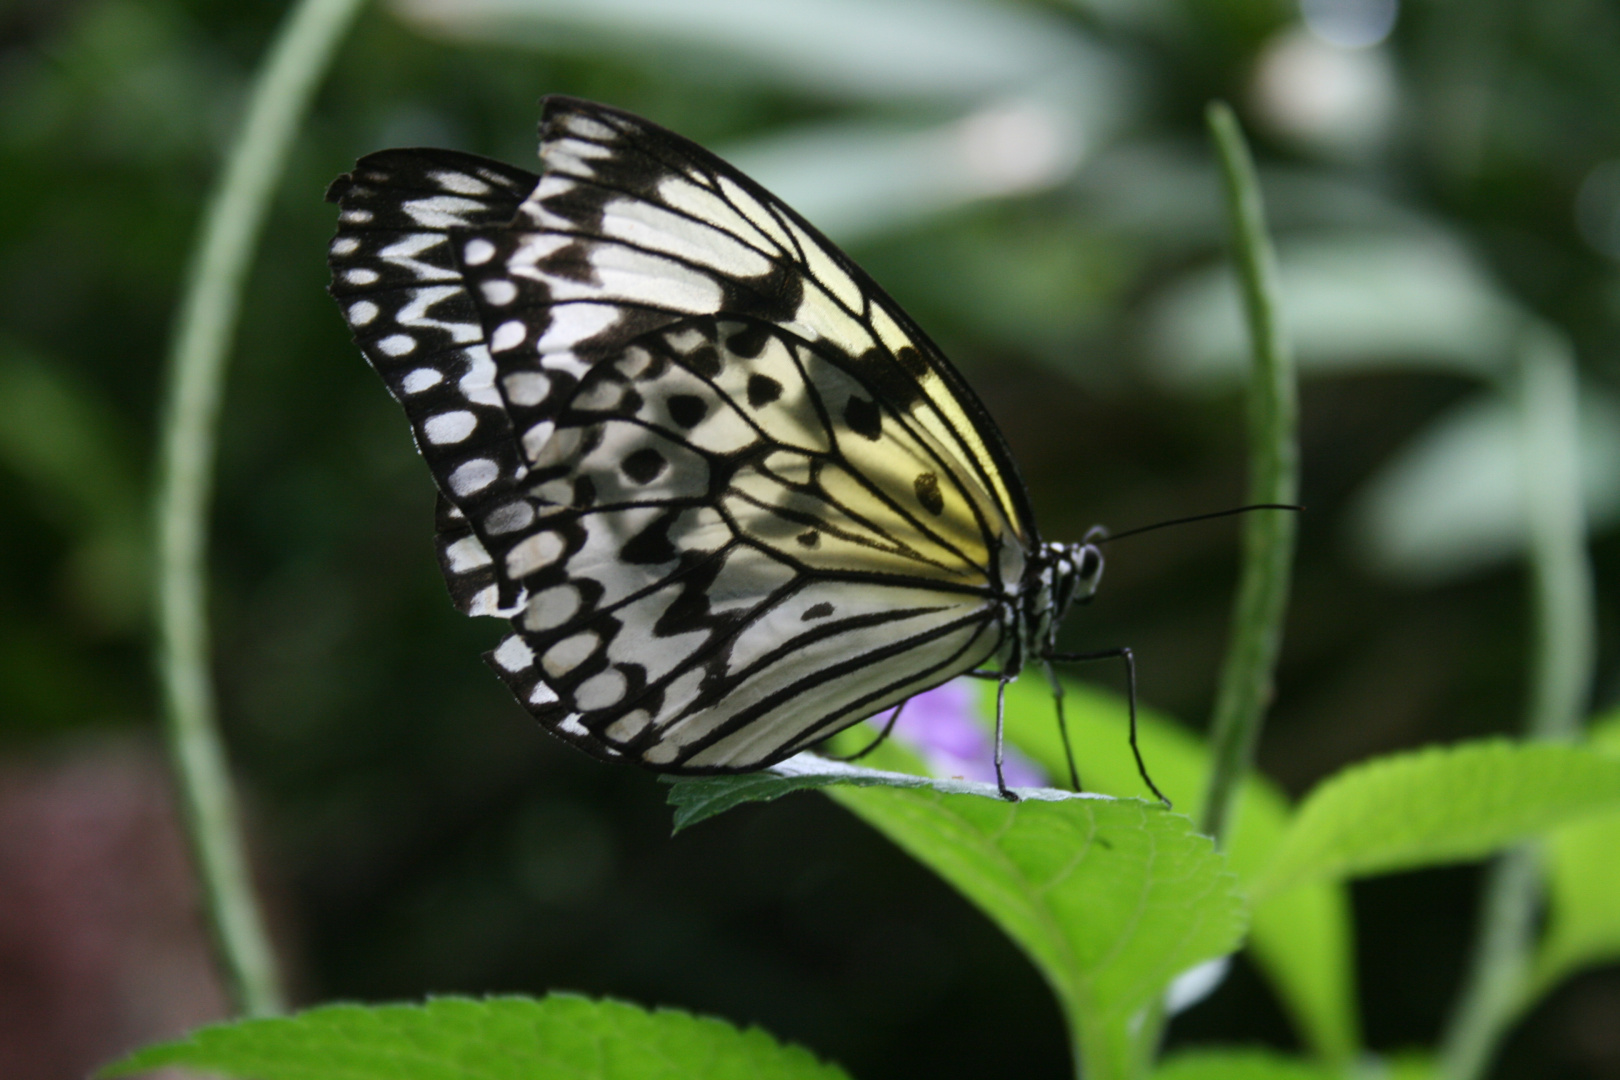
671,743,1244,1080
1254,740,1620,898
1530,709,1620,1000
664,752,1077,833
993,677,1359,1064
100,995,850,1080
826,780,1244,1080
669,677,1358,1069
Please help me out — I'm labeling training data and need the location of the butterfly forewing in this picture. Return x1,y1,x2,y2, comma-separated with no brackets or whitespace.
479,98,1036,546
328,97,1036,772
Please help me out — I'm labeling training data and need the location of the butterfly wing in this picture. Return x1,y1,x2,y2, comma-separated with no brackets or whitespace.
328,98,1038,770
326,148,539,618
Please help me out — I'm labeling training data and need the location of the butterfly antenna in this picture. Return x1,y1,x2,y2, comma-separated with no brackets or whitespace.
1097,503,1302,545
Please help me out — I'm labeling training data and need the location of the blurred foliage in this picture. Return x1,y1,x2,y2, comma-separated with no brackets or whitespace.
2,0,1619,1078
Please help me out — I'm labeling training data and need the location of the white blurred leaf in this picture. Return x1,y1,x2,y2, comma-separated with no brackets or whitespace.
1081,144,1430,250
1147,233,1522,383
389,0,1135,240
722,97,1091,240
392,0,1109,102
1349,389,1620,582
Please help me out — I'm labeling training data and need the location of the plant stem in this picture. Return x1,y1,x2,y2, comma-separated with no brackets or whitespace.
1198,101,1300,845
1438,326,1596,1080
1517,328,1597,746
155,0,366,1017
1126,102,1299,1078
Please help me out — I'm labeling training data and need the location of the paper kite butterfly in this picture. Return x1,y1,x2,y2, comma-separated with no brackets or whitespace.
327,96,1164,802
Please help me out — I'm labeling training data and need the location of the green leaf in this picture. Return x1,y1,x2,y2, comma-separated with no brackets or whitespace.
993,677,1359,1064
668,677,1356,1068
1530,709,1620,1000
664,753,1083,833
1152,1046,1433,1080
1254,740,1620,898
101,995,850,1080
1151,1047,1340,1080
826,780,1244,1080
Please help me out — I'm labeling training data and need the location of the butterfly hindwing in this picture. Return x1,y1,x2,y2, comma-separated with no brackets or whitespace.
481,315,1006,769
327,149,538,617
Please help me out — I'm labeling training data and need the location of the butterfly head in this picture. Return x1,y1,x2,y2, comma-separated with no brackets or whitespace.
1022,534,1106,659
1052,533,1105,612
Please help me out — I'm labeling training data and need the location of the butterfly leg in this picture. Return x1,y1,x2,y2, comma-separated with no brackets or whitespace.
1047,647,1172,808
1041,660,1083,793
993,678,1019,803
823,699,907,763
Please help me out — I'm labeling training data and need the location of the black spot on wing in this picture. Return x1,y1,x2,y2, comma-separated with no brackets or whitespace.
843,396,882,441
855,348,922,411
746,373,783,408
795,529,820,548
540,240,600,285
895,345,928,380
622,447,668,484
667,394,708,428
724,322,773,358
719,262,804,325
686,344,722,378
914,472,944,516
802,602,834,621
621,512,679,564
524,174,611,233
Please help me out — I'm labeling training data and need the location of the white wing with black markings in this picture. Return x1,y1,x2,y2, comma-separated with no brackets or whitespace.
328,97,1041,771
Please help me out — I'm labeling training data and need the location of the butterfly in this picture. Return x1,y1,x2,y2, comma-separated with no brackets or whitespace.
326,96,1163,802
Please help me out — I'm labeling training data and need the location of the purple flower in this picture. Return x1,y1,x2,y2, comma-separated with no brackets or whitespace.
869,679,1048,788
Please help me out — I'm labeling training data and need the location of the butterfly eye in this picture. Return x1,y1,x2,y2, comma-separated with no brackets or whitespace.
1077,544,1103,584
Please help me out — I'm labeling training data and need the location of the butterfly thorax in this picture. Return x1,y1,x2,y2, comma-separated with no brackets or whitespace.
1009,540,1105,673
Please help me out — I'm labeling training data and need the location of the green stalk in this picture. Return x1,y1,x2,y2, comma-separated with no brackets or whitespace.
1438,326,1596,1080
1198,102,1300,844
1516,328,1598,746
154,0,367,1017
1126,102,1299,1078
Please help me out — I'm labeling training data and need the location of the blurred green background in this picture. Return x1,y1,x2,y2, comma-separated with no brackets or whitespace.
1,0,1618,1077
